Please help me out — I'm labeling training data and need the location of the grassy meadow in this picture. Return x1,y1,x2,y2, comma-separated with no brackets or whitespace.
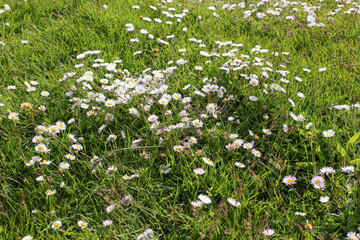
0,0,360,239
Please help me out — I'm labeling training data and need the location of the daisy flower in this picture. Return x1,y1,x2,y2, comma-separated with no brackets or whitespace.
225,143,235,151
294,211,307,216
59,162,70,170
107,134,117,141
105,113,114,122
48,125,60,134
148,115,158,122
41,91,50,97
36,176,44,182
320,166,335,175
233,139,243,148
106,165,117,176
235,162,245,168
182,97,191,103
56,121,66,130
191,200,203,207
104,99,116,107
203,157,214,166
193,168,206,175
78,220,88,229
282,124,288,133
192,119,203,128
52,220,62,230
198,194,211,204
262,229,275,236
71,144,83,152
319,196,330,203
122,175,131,180
227,198,241,207
252,150,262,158
243,142,253,149
143,229,154,239
282,175,297,185
311,176,326,190
22,236,33,240
106,205,116,213
26,159,36,167
46,189,56,196
173,145,184,152
262,129,271,135
32,136,43,144
341,166,355,173
102,220,113,227
65,154,75,160
305,122,313,129
40,160,52,165
35,143,48,153
323,129,335,137
346,232,359,240
8,112,19,121
249,96,257,101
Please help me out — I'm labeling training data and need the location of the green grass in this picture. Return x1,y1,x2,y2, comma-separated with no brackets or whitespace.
1,0,360,239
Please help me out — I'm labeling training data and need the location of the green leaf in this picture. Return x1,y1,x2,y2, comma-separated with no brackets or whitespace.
315,145,321,153
348,132,360,145
209,210,215,217
349,159,360,165
337,143,350,160
295,162,324,171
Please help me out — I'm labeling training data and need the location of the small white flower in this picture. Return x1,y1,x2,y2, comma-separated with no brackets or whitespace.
319,196,330,203
235,162,245,168
323,129,335,137
78,220,88,229
106,205,116,213
305,122,313,129
249,96,257,101
103,220,113,227
193,168,206,175
22,236,33,240
52,220,62,230
297,92,305,98
198,194,211,204
191,200,203,207
341,166,355,173
36,176,44,182
202,157,214,166
227,198,241,207
46,189,56,196
294,211,307,216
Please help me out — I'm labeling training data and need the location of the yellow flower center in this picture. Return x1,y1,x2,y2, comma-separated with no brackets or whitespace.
39,146,44,150
315,180,320,184
54,223,59,228
288,179,293,183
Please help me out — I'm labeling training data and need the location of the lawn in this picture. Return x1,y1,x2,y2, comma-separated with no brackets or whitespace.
0,0,360,239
